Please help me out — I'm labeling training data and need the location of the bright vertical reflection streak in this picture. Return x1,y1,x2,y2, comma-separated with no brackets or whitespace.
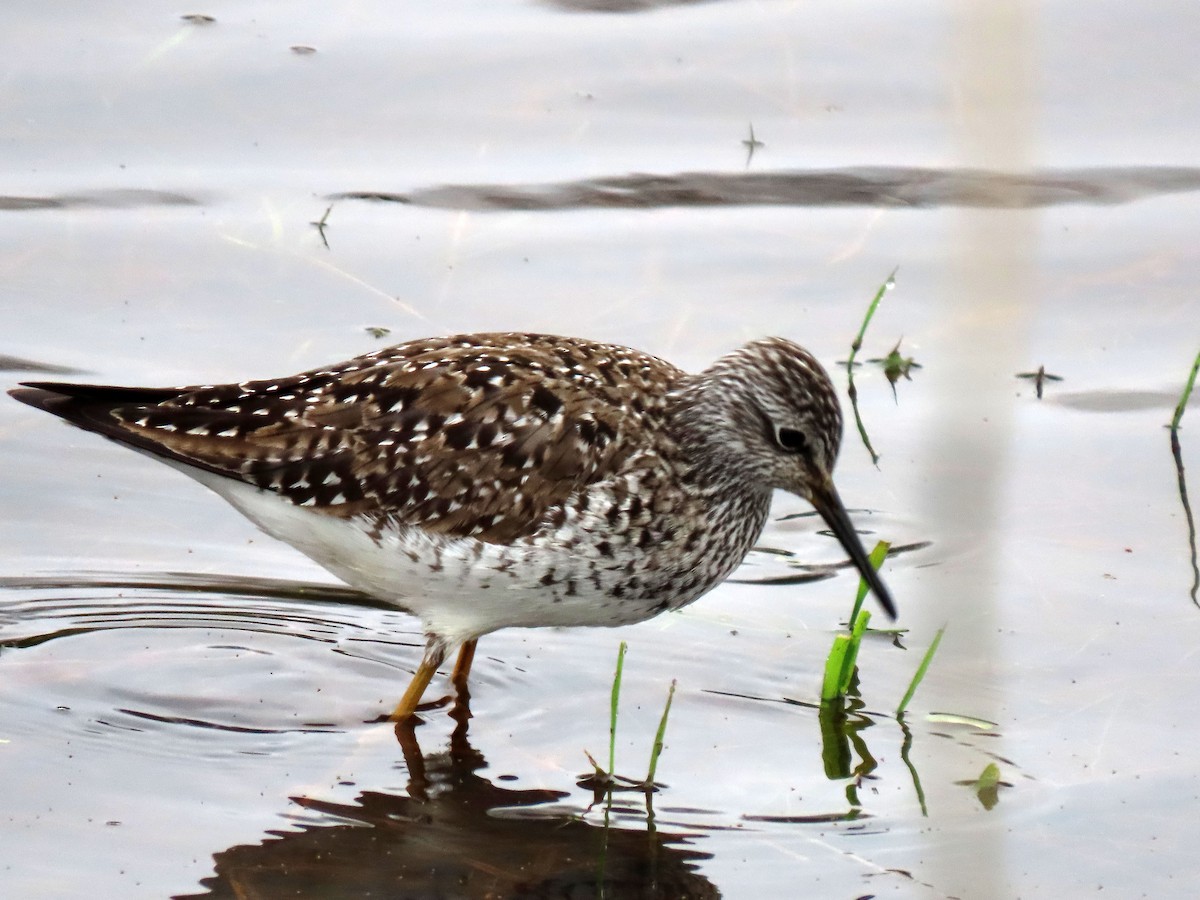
921,1,1037,891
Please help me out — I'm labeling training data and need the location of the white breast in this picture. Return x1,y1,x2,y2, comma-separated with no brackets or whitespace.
171,464,664,645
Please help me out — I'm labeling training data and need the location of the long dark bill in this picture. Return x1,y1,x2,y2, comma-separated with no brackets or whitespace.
809,480,897,619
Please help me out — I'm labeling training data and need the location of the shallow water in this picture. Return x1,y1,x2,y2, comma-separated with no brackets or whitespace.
3,2,1200,897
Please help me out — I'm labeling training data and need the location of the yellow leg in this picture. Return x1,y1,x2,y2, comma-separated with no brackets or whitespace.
390,641,446,722
450,639,478,690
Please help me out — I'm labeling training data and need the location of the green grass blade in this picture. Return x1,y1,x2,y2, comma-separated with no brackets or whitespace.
839,610,870,693
848,540,891,627
848,268,897,362
846,378,878,465
645,679,677,788
821,634,852,701
821,609,871,701
845,269,897,466
608,641,627,774
822,538,888,703
1170,348,1200,432
896,626,945,716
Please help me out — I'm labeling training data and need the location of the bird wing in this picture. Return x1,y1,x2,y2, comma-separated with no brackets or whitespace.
12,333,684,543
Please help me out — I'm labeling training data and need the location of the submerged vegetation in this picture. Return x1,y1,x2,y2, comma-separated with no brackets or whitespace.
819,539,943,713
583,642,677,798
844,270,896,465
1170,348,1200,604
821,540,890,702
814,540,962,815
844,271,922,455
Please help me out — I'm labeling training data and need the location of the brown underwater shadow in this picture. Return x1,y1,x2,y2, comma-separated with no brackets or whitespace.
177,708,719,900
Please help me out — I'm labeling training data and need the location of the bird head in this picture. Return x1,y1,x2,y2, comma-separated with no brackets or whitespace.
683,337,896,619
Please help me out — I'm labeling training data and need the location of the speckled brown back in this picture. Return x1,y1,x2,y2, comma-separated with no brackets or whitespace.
19,333,686,544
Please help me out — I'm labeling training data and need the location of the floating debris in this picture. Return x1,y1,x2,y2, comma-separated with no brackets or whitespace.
956,762,1009,811
927,712,999,729
310,205,332,249
1016,365,1063,399
742,122,764,168
869,338,922,402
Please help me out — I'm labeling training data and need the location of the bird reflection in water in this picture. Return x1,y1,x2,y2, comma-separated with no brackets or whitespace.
180,701,718,900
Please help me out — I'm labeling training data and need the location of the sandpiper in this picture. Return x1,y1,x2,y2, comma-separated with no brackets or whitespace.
10,332,895,719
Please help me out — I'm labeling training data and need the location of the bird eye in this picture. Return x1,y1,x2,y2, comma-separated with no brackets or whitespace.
776,427,809,455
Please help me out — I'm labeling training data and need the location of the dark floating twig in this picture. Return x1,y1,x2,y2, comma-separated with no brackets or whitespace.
310,205,333,249
845,269,896,466
1169,349,1200,605
742,809,866,824
1016,364,1063,399
742,123,764,169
